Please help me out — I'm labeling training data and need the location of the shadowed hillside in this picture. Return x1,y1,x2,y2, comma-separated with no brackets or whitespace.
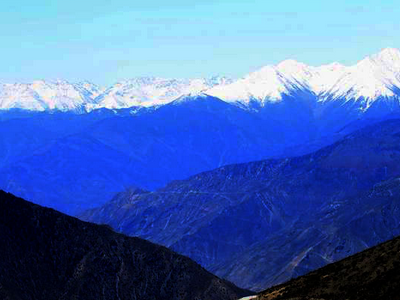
257,231,400,300
0,190,250,300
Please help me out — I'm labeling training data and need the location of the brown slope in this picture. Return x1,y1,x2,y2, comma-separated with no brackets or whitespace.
257,234,400,300
0,190,251,300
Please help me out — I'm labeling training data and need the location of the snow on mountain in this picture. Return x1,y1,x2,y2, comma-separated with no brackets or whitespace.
0,80,101,111
90,76,233,109
206,64,307,104
205,59,343,104
308,62,348,95
76,81,105,99
207,48,400,107
319,48,400,104
171,92,211,104
1,48,400,112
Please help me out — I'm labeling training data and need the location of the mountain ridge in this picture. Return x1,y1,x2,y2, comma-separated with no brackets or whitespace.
1,48,400,111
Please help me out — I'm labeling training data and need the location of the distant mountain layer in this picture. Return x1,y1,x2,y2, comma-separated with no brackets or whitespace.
92,76,233,109
4,91,369,214
0,190,250,300
257,232,400,300
0,96,302,214
1,48,400,112
2,49,400,214
82,118,400,291
0,76,232,111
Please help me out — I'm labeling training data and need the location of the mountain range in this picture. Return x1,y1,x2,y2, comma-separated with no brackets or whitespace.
82,118,400,291
208,47,400,108
4,49,400,214
0,97,306,214
1,48,400,112
0,190,250,300
1,48,400,296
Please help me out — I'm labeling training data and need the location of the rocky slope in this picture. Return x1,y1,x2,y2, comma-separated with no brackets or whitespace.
257,231,400,300
0,190,250,300
215,176,400,291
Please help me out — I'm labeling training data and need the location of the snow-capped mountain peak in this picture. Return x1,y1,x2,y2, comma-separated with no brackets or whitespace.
207,66,287,103
321,48,400,102
372,47,400,65
276,59,311,76
208,48,400,106
0,80,101,112
1,48,400,112
91,76,232,109
207,61,315,104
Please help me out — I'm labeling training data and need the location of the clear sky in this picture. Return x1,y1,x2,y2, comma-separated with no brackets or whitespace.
1,0,399,86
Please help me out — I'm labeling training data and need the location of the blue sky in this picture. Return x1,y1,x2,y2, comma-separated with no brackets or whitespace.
1,0,399,86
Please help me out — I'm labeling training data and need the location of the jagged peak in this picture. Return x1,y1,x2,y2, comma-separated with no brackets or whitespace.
375,47,400,60
245,65,278,80
276,59,309,71
357,47,400,68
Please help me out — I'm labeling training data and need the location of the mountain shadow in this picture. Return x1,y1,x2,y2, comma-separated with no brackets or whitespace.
0,190,251,300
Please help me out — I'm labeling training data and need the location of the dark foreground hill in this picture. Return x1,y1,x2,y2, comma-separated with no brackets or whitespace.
0,190,250,300
257,233,400,300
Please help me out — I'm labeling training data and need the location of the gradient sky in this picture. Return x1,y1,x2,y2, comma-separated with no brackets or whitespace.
1,0,399,86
